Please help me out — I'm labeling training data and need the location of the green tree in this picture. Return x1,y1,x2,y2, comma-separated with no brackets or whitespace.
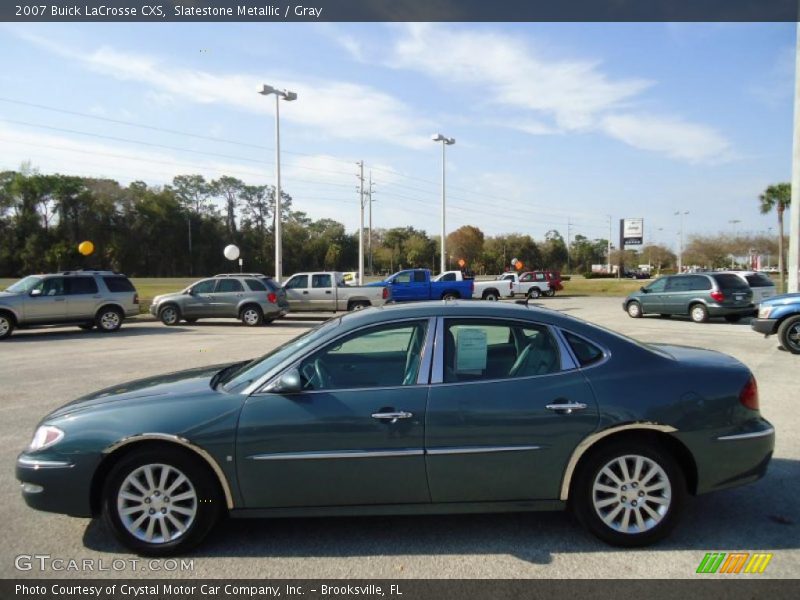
758,183,790,290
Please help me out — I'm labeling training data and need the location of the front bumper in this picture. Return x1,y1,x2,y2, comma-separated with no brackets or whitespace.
16,452,98,517
751,317,778,336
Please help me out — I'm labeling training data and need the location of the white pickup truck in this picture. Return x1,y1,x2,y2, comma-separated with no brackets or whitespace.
497,272,551,299
282,272,390,312
434,271,513,301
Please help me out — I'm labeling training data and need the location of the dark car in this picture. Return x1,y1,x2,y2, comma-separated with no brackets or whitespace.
623,273,754,323
17,301,773,555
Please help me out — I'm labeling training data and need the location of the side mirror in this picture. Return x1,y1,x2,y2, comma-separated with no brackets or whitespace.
29,289,42,297
267,368,302,394
185,288,195,295
640,287,648,293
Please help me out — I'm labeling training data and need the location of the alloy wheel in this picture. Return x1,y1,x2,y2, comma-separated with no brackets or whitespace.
591,454,672,534
160,307,178,325
100,311,121,331
242,308,261,325
116,463,198,544
0,316,11,338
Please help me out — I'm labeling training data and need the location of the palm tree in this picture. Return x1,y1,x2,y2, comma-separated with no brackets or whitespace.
759,183,791,291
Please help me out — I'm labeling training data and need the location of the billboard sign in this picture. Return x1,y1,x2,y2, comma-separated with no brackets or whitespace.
623,218,644,246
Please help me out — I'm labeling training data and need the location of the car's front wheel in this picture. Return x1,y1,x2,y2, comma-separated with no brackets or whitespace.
102,447,222,556
571,442,686,547
0,313,14,340
159,305,181,326
778,315,800,354
626,301,642,318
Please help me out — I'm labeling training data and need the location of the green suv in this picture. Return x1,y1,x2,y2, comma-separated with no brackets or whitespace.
0,271,139,340
623,273,754,323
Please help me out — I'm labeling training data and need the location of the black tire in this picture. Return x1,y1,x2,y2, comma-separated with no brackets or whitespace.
571,440,686,547
101,446,222,556
441,292,459,301
95,307,123,333
78,323,95,330
527,288,541,299
689,303,709,324
482,290,500,302
240,305,263,327
724,314,741,323
544,289,555,297
626,301,642,319
348,301,370,311
0,312,14,340
159,305,181,326
777,315,800,354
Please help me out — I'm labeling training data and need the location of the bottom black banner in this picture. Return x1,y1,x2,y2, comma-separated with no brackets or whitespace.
2,579,798,600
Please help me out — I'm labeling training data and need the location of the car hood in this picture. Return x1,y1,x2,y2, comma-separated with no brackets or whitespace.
648,343,745,370
45,362,242,419
0,290,21,299
760,292,800,307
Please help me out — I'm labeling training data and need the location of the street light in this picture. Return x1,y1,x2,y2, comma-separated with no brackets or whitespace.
675,210,689,272
258,84,297,282
432,133,455,274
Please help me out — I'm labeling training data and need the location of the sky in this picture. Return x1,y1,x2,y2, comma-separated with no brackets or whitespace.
0,22,795,252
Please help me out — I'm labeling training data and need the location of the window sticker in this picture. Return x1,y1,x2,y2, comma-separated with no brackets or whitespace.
455,328,488,374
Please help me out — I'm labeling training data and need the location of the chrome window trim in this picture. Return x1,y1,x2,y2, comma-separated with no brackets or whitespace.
427,445,540,455
252,316,436,395
102,433,235,510
248,449,424,460
717,427,775,441
559,423,677,501
17,457,74,469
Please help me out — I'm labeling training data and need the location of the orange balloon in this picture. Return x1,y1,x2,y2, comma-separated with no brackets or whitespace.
458,259,466,268
516,261,524,270
78,241,94,256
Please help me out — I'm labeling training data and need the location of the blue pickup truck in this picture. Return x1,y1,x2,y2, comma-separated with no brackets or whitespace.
751,292,800,354
368,268,474,302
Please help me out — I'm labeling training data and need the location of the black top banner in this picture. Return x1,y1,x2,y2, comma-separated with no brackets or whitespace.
2,0,800,22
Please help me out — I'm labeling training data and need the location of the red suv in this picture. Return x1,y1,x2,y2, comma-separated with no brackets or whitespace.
519,271,564,297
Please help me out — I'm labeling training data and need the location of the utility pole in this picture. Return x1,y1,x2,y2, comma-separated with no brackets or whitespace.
357,161,365,286
566,218,573,273
607,215,612,274
675,210,689,272
789,20,800,292
368,171,375,275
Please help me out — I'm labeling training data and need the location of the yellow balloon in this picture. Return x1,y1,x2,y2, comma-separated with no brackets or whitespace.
78,241,94,256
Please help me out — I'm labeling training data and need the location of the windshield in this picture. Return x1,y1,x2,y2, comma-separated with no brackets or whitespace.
221,317,342,393
5,276,43,293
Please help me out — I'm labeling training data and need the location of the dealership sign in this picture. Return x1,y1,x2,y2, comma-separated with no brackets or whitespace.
623,218,644,246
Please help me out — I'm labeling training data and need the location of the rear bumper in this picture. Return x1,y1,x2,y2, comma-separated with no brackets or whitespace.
706,304,755,317
751,318,778,336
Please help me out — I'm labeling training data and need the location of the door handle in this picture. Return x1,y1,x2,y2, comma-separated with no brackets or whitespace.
371,411,413,423
302,291,309,295
325,290,332,294
545,402,587,414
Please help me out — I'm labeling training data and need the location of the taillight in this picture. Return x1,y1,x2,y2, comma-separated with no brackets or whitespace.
133,293,139,305
739,376,759,411
267,292,277,303
710,290,724,302
382,287,389,300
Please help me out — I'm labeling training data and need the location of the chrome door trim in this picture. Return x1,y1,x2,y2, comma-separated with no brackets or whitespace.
558,423,678,501
248,448,425,460
717,427,775,441
102,433,235,510
426,445,540,455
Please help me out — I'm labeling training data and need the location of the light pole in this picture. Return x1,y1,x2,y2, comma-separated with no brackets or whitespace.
729,219,741,269
675,210,689,272
258,83,297,283
432,133,455,274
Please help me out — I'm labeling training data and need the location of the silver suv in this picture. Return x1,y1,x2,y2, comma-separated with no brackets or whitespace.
150,273,289,327
0,271,140,340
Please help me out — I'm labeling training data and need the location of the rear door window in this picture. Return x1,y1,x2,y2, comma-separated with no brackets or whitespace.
712,274,749,290
312,274,333,288
216,279,243,293
67,277,98,295
413,271,428,283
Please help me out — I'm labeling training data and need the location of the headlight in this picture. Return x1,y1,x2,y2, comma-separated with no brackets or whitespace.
27,425,64,452
758,305,773,319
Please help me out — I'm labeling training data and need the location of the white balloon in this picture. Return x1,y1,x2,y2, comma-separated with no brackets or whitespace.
511,258,518,266
223,244,240,260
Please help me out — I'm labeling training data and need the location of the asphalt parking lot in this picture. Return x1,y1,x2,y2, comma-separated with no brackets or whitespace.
1,296,797,579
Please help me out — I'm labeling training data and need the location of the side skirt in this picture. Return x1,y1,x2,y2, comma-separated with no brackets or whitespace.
230,499,566,519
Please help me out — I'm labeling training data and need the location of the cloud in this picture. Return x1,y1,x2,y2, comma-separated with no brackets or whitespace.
14,30,432,150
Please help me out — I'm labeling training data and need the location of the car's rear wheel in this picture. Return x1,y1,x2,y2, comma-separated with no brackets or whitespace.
482,290,499,301
348,300,370,311
102,447,222,556
778,315,800,354
159,305,180,326
527,288,541,299
626,301,642,318
0,313,14,340
572,441,686,547
689,303,709,323
96,307,123,332
724,314,742,323
442,292,459,301
240,305,263,327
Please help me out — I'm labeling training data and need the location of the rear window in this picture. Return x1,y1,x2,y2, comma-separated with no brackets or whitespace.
712,274,749,290
103,276,135,293
745,274,774,288
69,277,98,295
245,278,267,292
260,278,279,292
563,331,605,367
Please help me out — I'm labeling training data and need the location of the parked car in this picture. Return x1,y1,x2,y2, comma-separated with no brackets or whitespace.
434,270,513,301
282,272,390,311
751,292,800,354
623,273,754,323
498,271,555,298
0,270,139,340
720,271,777,304
624,270,651,280
150,274,288,327
521,270,564,295
17,301,773,554
368,268,473,301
